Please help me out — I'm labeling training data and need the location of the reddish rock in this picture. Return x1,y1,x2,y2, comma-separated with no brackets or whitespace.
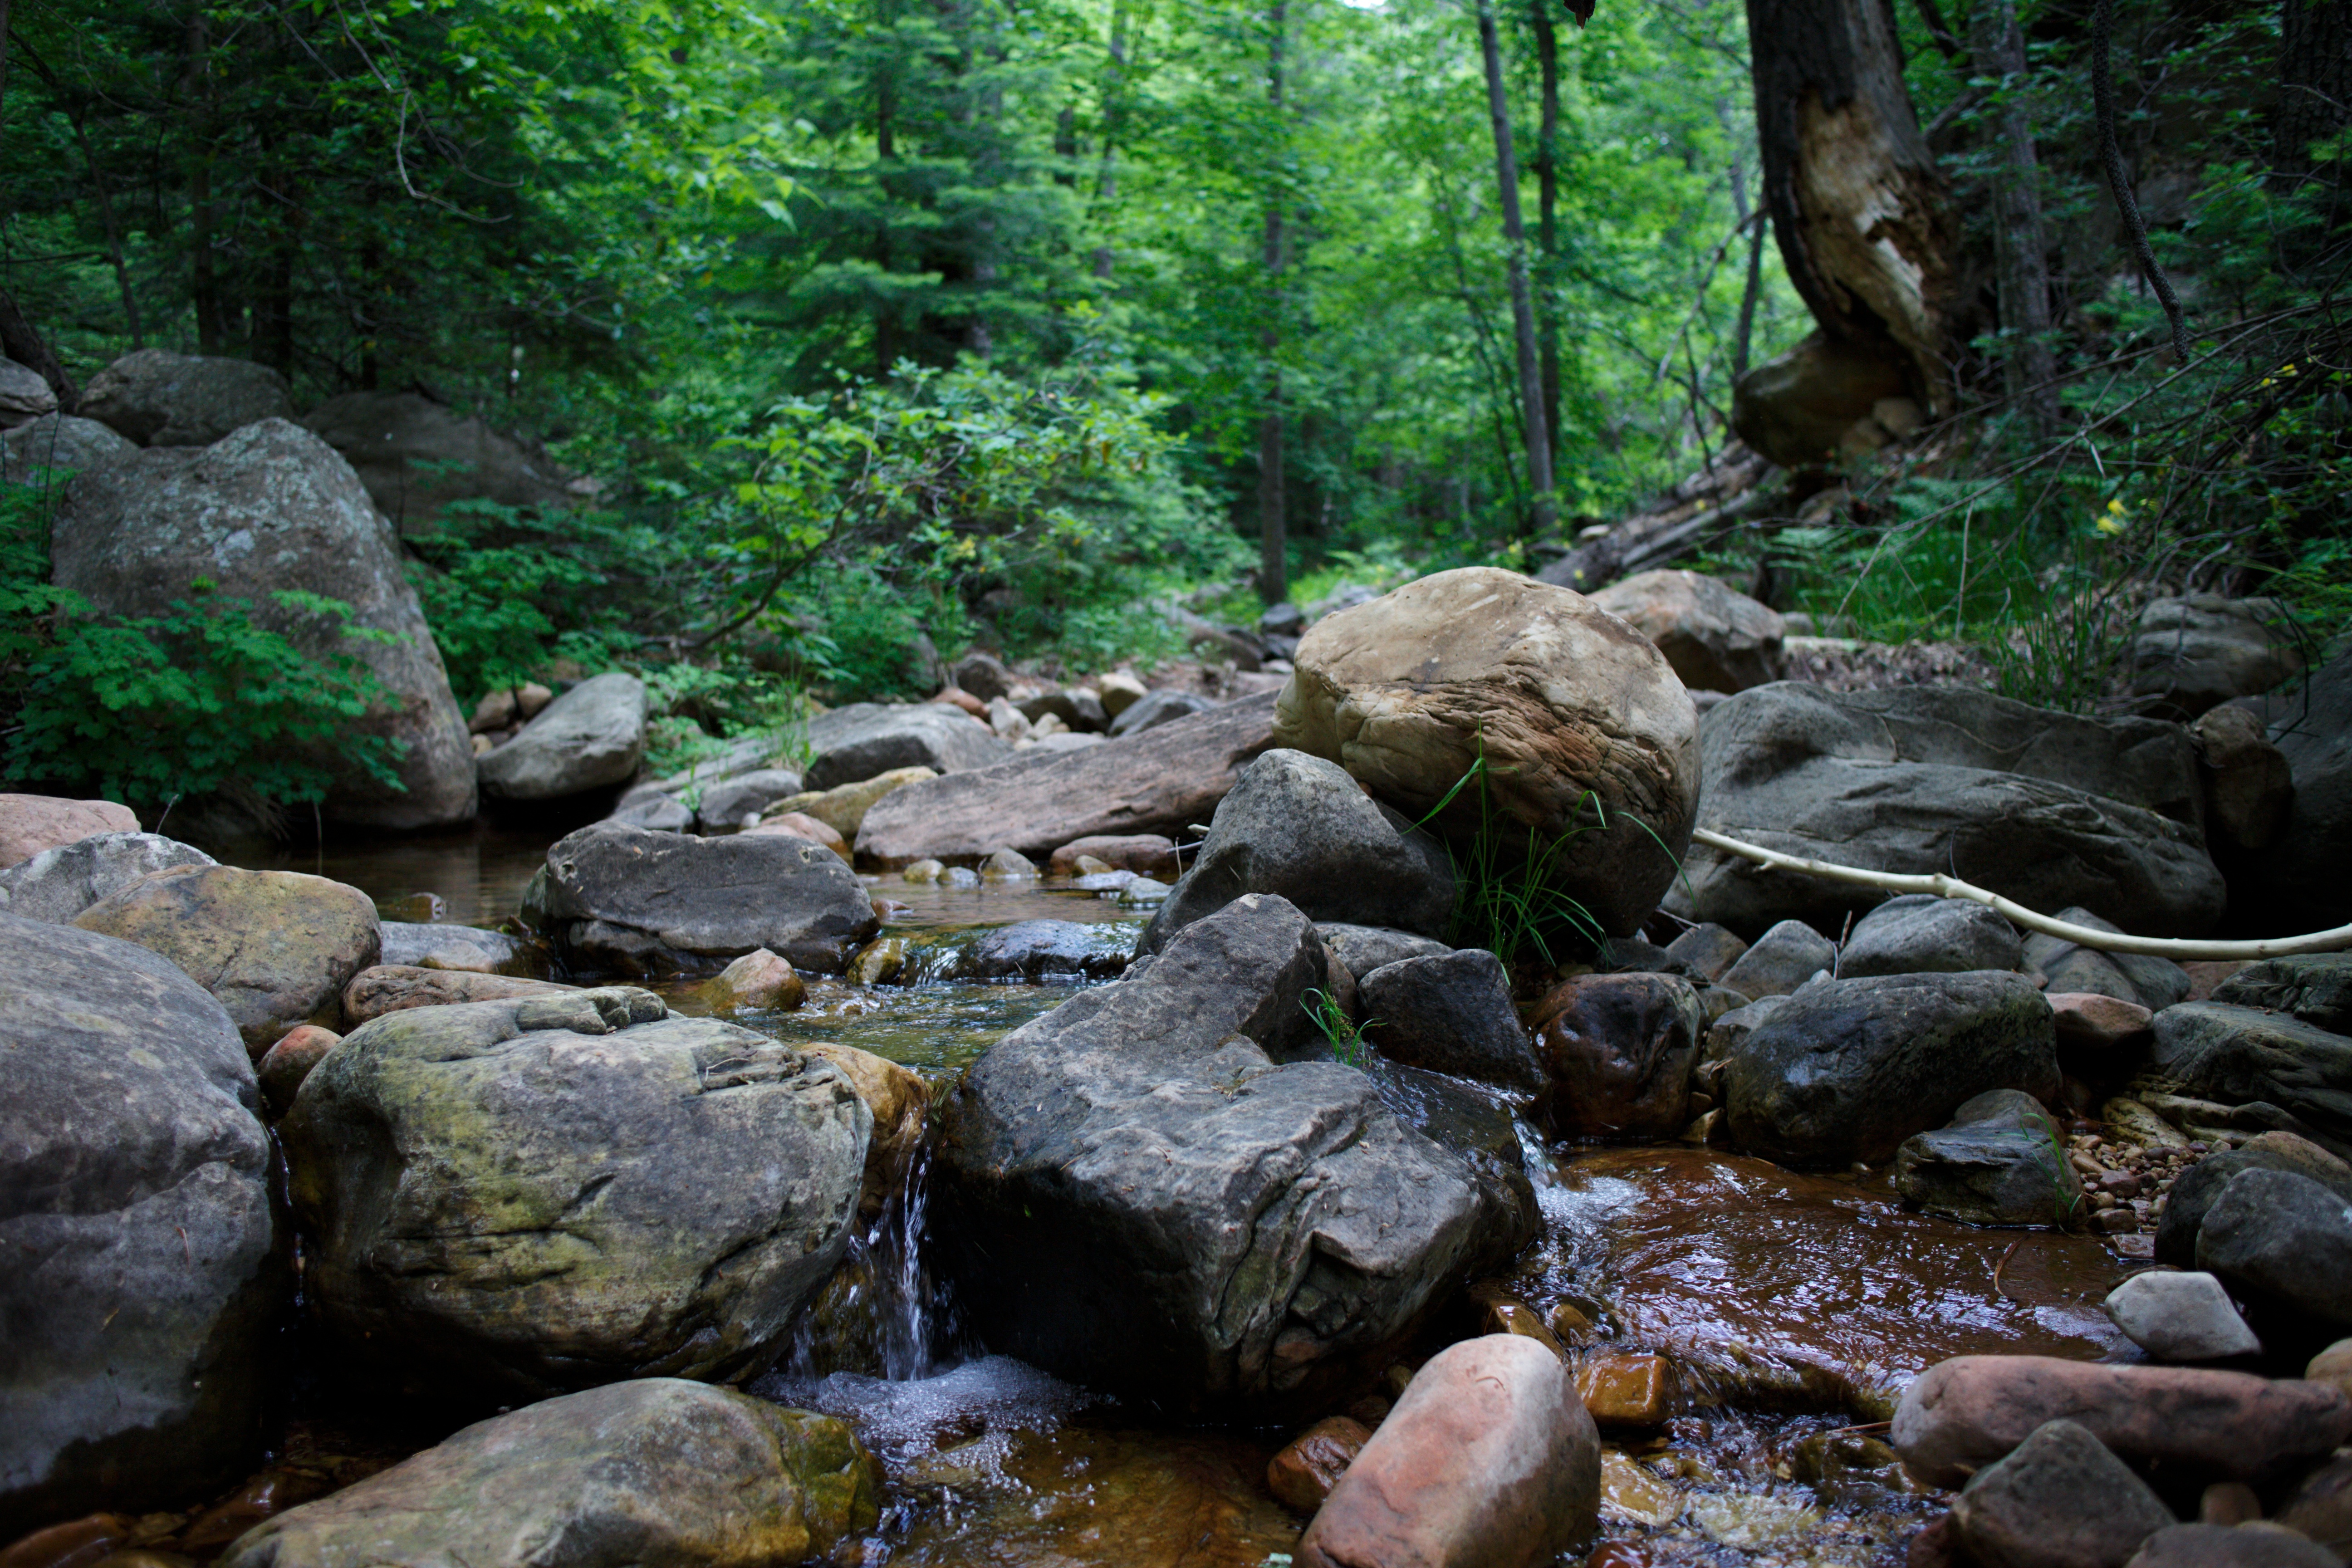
2181,960,2249,1004
340,964,571,1025
745,812,850,859
1297,1334,1599,1568
931,686,988,718
705,948,806,1014
258,1024,343,1117
2308,1338,2352,1401
1268,1416,1371,1514
1574,1352,1673,1427
1531,973,1705,1140
1891,1355,2352,1489
0,794,138,871
2049,992,2156,1052
1467,1283,1567,1360
2274,1452,2352,1558
0,1514,132,1568
1048,834,1181,878
1905,1514,1958,1568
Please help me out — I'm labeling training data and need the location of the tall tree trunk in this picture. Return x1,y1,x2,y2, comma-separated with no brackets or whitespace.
1092,0,1129,279
75,108,146,349
0,291,75,410
1259,0,1289,605
1970,0,2058,436
1744,0,1953,404
873,0,898,374
1476,0,1556,534
183,13,223,353
1534,0,1563,460
2277,0,2352,237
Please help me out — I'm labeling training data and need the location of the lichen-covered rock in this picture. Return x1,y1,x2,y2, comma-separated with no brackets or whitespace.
3,413,135,488
80,349,292,446
0,830,211,921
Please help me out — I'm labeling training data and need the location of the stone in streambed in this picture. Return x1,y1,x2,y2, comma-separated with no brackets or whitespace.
477,672,647,801
1948,1419,2175,1568
377,920,550,978
768,767,936,845
2196,1168,2352,1334
2127,1524,2341,1567
339,965,572,1024
1267,1416,1371,1514
693,768,805,833
1529,971,1706,1140
2050,992,2156,1055
1588,568,1786,694
213,1380,881,1568
1662,921,1748,982
747,811,851,859
2024,909,2192,1010
798,1043,926,1220
1107,688,1216,737
0,793,140,870
1359,949,1542,1094
1717,918,1836,999
0,830,212,922
2274,1451,2352,1560
2150,1004,2352,1159
1296,1334,1600,1568
1840,894,2024,978
2215,954,2352,1034
946,920,1127,982
2155,1134,2352,1267
2195,704,2296,853
804,701,1008,790
1894,1088,2082,1228
702,948,806,1013
1049,834,1181,878
1316,923,1451,977
257,1025,341,1118
2102,1271,2261,1363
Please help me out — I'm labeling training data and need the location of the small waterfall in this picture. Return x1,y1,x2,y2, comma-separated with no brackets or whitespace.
780,1144,962,1383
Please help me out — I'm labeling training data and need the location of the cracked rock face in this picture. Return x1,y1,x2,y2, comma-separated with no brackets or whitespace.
934,894,1534,1420
280,988,870,1403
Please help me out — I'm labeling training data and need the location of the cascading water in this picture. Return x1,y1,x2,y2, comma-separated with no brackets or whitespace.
776,1145,961,1384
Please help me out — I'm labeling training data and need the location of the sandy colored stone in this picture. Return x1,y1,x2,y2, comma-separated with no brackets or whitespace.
746,811,850,858
1576,1352,1673,1426
1049,834,1181,877
768,767,937,843
0,794,138,870
706,948,807,1013
800,1042,928,1217
340,965,572,1026
1589,568,1787,693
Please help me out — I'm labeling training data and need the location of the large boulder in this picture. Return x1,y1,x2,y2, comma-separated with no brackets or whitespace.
1839,893,2024,978
2150,1004,2352,1159
2215,954,2352,1033
1271,567,1700,937
2128,594,2302,720
3,414,135,488
534,822,877,975
1671,683,2224,938
2154,1132,2352,1268
2024,907,2192,1010
0,830,213,922
856,692,1279,867
1947,1420,2176,1568
934,894,1534,1418
72,864,381,1055
1588,568,1787,693
280,989,869,1401
476,672,647,801
0,793,139,869
0,358,55,427
80,349,293,447
0,915,284,1536
1137,749,1455,954
51,419,477,827
1723,971,2060,1167
215,1380,881,1568
300,390,578,537
2235,647,2352,933
2197,1169,2352,1334
804,702,1009,790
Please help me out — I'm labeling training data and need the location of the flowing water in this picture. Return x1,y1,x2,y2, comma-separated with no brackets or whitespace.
201,832,2160,1567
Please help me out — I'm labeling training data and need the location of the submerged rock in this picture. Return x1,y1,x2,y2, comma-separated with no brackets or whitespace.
1267,1416,1371,1515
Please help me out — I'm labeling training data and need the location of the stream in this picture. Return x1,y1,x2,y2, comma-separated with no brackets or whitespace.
225,827,2152,1568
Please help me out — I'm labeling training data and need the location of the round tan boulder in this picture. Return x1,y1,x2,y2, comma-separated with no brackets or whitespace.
1272,567,1700,936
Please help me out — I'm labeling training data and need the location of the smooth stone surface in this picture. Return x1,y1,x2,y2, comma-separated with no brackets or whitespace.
1530,971,1706,1140
1890,1355,2352,1489
376,921,549,978
300,389,577,536
1725,971,2060,1167
213,1380,881,1568
2195,704,2295,852
80,349,292,446
2102,1271,2262,1362
608,791,694,832
2196,1168,2352,1333
477,673,647,800
748,812,852,859
1048,834,1180,877
1359,949,1543,1093
73,865,380,1055
256,1024,340,1118
2128,594,2302,721
1950,1418,2175,1568
338,965,571,1024
1317,924,1453,978
941,920,1127,983
1589,568,1786,694
804,702,1009,790
2151,1004,2352,1159
1106,688,1216,737
1717,918,1836,998
1267,1416,1370,1515
2153,1133,2352,1267
0,831,212,922
1841,894,2024,978
694,768,806,833
770,767,936,844
1273,567,1700,938
1137,748,1454,953
1894,1089,2082,1227
1296,1335,1600,1568
281,991,868,1401
0,794,141,871
2050,993,2156,1054
2274,1452,2352,1561
2026,909,2193,1010
2126,1524,2342,1567
1662,922,1748,983
0,915,283,1536
704,948,806,1013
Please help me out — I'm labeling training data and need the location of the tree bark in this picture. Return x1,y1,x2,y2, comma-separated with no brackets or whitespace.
1744,0,1953,405
2277,0,2352,236
1477,0,1557,534
1259,0,1289,605
182,12,224,354
1092,0,1129,279
1534,0,1563,460
1970,0,2058,435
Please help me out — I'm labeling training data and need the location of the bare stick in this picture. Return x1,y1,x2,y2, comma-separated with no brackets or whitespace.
2092,0,2190,361
1690,828,2352,959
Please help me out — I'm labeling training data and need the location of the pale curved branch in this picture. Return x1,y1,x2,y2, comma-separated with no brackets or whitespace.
1690,828,2352,960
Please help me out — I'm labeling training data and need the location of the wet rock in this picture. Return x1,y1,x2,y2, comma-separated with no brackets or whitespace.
2154,1133,2352,1267
949,919,1127,982
1841,894,2024,978
0,1512,137,1568
2128,595,2302,721
1296,1334,1600,1568
52,421,476,827
1718,918,1837,998
73,865,380,1055
2234,647,2352,933
1576,1352,1673,1426
1895,1089,2082,1227
2196,1169,2352,1334
1107,688,1216,738
2102,1271,2261,1362
1949,1418,2175,1568
772,767,940,845
798,1043,926,1218
2311,1338,2352,1400
0,794,141,870
1704,993,1791,1059
1725,971,2060,1167
477,672,646,800
1317,923,1452,976
80,349,292,446
0,915,283,1536
3,413,136,488
2194,705,2294,853
2126,1524,2341,1567
935,895,1532,1418
2215,955,2352,1034
858,692,1277,867
1138,749,1454,954
536,822,877,975
704,948,806,1013
280,990,868,1401
2150,1004,2352,1158
1360,949,1542,1093
256,1025,340,1117
1663,922,1748,982
979,847,1037,880
1530,971,1705,1139
1274,566,1699,938
1589,568,1787,693
1048,834,1180,877
299,390,578,537
2275,1452,2352,1558
747,811,850,859
1890,1356,2352,1489
1671,685,2222,939
213,1380,880,1568
693,768,805,833
377,921,549,978
2050,993,2156,1055
2025,910,2193,1010
805,702,1009,790
339,964,570,1024
1267,1416,1371,1514
0,831,212,921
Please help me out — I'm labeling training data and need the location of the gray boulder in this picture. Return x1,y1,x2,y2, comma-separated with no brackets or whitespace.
2216,955,2352,1034
693,768,806,833
2127,1524,2340,1568
1840,894,2023,978
2102,1270,2263,1362
1359,949,1542,1093
1724,971,2060,1166
2025,907,2192,1009
2150,1004,2352,1159
537,821,878,975
2234,647,2352,933
51,419,476,827
2196,1169,2352,1334
216,1380,880,1568
951,651,1013,701
2154,1132,2352,1267
1894,1088,2082,1227
281,990,869,1402
1107,687,1216,737
1530,971,1706,1139
804,702,1008,791
1672,683,2224,937
0,358,55,426
377,921,550,978
1662,922,1748,982
0,831,214,923
80,349,293,447
1949,1420,2175,1568
1138,748,1455,954
300,390,578,538
934,894,1534,1418
609,791,694,832
1317,923,1452,978
4,413,135,487
926,919,1131,983
1718,918,1837,998
2128,594,2302,720
477,672,647,801
0,915,284,1536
